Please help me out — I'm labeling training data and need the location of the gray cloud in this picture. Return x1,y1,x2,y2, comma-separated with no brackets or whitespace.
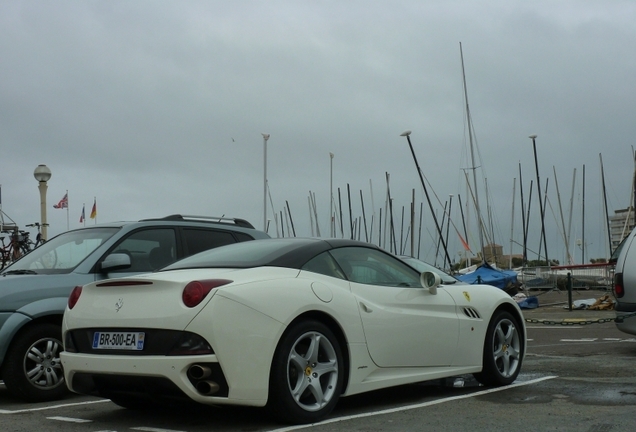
1,0,634,265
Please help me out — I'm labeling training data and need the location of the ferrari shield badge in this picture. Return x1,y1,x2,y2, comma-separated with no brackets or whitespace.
463,291,471,302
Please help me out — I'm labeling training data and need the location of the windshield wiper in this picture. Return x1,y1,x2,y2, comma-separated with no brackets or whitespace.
2,269,38,275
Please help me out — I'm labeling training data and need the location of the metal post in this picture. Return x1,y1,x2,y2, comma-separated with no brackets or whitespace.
567,272,573,312
261,133,270,231
33,164,51,240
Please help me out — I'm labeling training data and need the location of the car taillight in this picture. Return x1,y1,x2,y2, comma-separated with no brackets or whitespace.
614,273,624,298
182,279,232,308
68,286,83,309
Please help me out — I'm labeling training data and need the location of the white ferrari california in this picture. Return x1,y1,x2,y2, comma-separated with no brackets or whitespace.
61,238,525,424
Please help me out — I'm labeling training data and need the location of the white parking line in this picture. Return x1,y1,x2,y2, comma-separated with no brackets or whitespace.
132,427,186,432
266,376,558,432
0,399,110,414
47,416,92,423
558,337,636,343
526,326,585,329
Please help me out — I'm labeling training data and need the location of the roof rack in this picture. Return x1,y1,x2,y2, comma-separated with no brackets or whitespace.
143,214,256,229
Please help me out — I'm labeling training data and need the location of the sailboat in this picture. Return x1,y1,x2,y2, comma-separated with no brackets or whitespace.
453,43,520,293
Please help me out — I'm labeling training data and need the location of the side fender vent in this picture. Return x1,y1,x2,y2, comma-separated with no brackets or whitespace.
462,307,482,319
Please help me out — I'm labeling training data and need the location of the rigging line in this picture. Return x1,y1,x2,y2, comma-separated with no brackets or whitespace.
553,166,572,265
510,239,541,258
544,194,569,263
416,166,471,244
307,195,314,237
461,169,489,247
460,42,485,258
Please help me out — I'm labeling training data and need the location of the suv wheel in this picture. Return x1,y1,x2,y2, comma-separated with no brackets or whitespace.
2,323,68,402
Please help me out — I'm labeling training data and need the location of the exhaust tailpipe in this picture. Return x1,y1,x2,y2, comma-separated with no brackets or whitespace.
196,380,220,395
188,364,212,380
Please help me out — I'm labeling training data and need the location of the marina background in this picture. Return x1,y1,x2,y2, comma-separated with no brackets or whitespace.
1,1,635,266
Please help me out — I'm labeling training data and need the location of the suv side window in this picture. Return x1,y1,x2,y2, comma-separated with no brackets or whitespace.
182,228,242,256
111,228,177,272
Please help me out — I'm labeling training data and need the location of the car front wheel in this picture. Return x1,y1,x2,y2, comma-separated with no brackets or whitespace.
268,320,344,424
474,310,523,386
2,323,68,402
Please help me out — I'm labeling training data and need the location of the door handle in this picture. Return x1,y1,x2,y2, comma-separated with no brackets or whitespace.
360,302,373,313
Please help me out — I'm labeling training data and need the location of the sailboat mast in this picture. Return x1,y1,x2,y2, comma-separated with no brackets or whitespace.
518,162,528,265
566,168,577,264
460,42,485,262
553,166,571,265
600,154,612,255
582,165,586,264
509,178,516,269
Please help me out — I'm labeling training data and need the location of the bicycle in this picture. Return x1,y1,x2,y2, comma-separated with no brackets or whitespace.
0,230,24,270
25,222,48,249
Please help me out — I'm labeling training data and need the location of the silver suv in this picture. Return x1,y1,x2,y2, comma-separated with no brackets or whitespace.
0,215,269,402
612,230,636,335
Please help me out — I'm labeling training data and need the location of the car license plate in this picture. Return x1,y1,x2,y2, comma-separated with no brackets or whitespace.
92,331,145,350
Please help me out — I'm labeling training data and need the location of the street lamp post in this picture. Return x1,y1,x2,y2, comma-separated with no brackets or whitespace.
262,133,270,232
33,164,51,240
529,134,549,265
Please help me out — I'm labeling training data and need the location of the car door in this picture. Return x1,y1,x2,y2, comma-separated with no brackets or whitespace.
330,247,460,368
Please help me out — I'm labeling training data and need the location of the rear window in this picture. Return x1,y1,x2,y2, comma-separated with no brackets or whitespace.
610,231,632,264
182,228,241,256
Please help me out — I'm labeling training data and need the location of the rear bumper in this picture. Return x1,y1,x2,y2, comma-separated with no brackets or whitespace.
615,301,636,312
60,352,267,407
614,302,636,335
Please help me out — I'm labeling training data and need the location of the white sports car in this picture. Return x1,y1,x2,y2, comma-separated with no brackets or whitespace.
61,238,526,424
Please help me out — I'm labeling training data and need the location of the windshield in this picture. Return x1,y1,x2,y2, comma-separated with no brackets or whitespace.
3,227,119,274
399,256,460,284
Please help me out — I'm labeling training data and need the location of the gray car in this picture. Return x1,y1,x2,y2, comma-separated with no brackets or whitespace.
611,229,636,335
0,215,269,402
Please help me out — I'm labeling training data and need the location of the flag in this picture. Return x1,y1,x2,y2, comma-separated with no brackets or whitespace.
90,199,97,219
53,193,68,209
458,232,471,252
79,205,85,223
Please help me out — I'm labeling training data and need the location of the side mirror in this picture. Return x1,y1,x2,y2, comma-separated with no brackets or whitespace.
420,271,441,295
100,253,131,272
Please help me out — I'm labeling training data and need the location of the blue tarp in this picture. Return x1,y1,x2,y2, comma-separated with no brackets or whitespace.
456,263,519,291
517,296,539,309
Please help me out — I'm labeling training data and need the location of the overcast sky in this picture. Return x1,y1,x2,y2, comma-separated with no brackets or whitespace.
1,0,635,266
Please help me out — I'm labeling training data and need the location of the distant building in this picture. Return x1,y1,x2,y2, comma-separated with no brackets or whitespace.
609,207,635,252
473,243,523,269
481,243,511,268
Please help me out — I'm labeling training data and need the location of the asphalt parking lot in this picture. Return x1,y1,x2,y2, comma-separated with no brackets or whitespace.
1,288,635,431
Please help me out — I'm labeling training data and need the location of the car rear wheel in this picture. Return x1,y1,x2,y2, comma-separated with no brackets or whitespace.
268,320,344,424
474,310,523,386
2,323,68,402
